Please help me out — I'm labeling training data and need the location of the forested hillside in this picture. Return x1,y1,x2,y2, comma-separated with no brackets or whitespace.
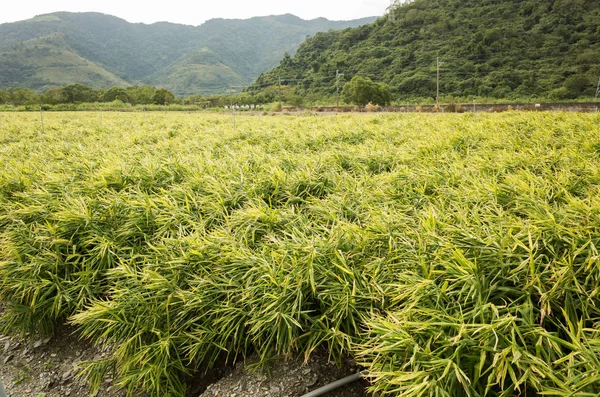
0,12,376,95
0,33,128,90
253,0,600,101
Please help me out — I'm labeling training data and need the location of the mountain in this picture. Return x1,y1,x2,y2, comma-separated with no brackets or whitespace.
0,12,377,95
253,0,600,101
0,33,128,90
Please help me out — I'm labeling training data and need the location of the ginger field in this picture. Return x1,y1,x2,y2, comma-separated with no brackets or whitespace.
1,111,600,396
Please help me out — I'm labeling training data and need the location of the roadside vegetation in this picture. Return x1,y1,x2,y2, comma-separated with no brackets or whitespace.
1,112,600,396
1,82,598,113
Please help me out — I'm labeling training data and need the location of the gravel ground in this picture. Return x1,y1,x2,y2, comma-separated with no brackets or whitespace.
0,325,125,397
0,324,370,397
200,352,370,397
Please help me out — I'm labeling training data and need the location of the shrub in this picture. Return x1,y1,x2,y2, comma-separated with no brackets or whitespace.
365,102,380,112
342,77,392,106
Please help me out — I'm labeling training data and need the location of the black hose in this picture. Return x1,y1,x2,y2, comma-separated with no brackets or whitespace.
300,373,363,397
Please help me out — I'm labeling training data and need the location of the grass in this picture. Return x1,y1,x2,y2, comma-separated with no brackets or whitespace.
0,111,599,396
13,364,31,386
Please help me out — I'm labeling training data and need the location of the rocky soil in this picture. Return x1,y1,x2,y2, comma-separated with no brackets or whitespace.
0,325,124,397
200,353,370,397
0,324,370,397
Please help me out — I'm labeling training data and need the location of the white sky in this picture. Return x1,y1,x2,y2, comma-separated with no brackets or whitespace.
0,0,391,25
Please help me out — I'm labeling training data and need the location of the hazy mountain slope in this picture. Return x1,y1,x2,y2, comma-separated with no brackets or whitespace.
0,12,377,93
253,0,600,100
151,15,376,94
150,48,246,94
0,33,128,91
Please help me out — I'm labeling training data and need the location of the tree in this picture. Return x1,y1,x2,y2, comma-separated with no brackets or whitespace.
61,84,99,103
6,87,37,106
103,87,131,103
181,94,204,106
127,85,156,105
42,87,69,105
564,75,592,97
152,88,176,105
394,72,436,98
0,90,7,104
342,76,392,106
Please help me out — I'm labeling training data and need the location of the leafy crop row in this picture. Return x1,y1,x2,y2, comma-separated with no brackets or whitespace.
1,112,600,396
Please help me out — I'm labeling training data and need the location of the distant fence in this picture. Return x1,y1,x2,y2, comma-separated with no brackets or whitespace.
1,102,598,114
306,102,600,113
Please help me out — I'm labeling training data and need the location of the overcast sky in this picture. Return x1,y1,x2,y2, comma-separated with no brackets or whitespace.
0,0,391,26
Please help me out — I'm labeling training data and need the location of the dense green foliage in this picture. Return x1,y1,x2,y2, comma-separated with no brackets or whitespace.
0,84,176,106
0,83,297,109
253,0,600,102
151,88,177,105
342,76,392,106
0,12,376,95
1,112,600,396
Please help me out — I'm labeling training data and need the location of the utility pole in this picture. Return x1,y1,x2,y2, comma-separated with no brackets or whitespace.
230,86,236,132
278,73,282,104
594,78,600,113
336,70,340,108
336,70,344,109
436,56,440,110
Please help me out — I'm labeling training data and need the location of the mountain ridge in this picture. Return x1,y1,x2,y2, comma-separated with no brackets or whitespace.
253,0,600,101
0,12,377,94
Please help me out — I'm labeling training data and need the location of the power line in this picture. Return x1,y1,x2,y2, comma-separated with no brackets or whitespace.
118,57,600,100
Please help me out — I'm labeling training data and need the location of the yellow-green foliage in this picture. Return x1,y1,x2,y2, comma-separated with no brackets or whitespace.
1,112,600,396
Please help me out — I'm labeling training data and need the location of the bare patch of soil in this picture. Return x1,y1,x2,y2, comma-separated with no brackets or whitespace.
200,351,370,397
0,325,124,397
0,322,369,397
